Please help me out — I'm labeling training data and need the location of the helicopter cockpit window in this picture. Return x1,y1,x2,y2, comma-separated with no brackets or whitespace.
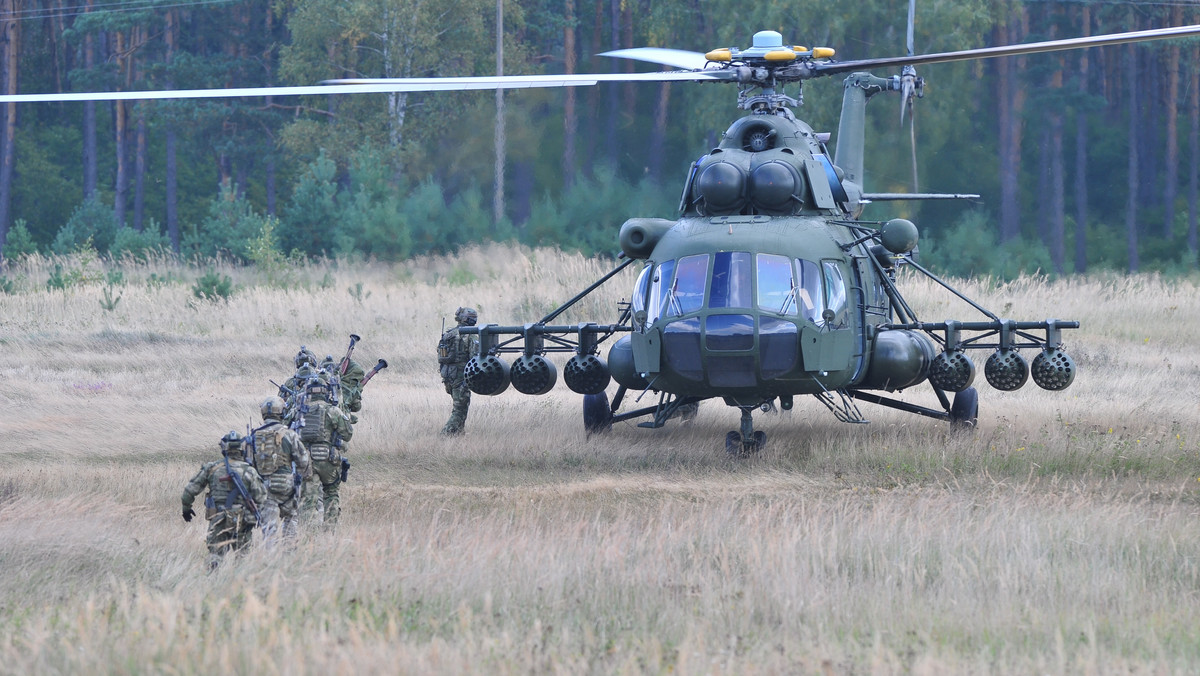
822,260,848,326
795,258,823,324
757,253,796,316
709,251,752,309
647,260,674,325
664,254,708,318
631,264,652,330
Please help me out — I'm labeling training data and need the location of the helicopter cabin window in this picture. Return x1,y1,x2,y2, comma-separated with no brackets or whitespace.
647,260,673,325
709,251,752,309
664,254,708,317
822,260,848,326
631,264,652,330
794,258,823,324
757,253,796,315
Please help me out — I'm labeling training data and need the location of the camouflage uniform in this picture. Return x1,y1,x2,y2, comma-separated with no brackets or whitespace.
249,396,311,540
295,381,354,526
439,306,480,435
181,432,278,570
339,359,366,416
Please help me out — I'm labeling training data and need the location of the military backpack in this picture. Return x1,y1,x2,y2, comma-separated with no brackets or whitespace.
251,424,288,476
437,328,469,365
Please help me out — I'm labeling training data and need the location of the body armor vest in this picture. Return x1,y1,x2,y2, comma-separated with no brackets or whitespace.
252,423,288,476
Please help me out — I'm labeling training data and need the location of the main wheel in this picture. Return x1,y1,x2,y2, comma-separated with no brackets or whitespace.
725,431,742,456
583,392,613,434
949,387,979,429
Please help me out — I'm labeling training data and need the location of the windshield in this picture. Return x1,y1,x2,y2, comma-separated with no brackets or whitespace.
796,258,823,324
757,253,795,315
664,254,709,317
710,251,752,309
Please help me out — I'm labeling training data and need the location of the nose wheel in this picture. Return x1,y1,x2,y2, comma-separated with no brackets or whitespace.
726,408,766,457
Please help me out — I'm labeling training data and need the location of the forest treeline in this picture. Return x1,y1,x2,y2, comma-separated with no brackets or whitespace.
0,0,1198,279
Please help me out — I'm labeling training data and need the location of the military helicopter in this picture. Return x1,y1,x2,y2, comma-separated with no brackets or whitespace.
6,15,1200,455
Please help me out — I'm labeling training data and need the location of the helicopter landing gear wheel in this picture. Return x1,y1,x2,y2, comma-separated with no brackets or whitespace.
725,408,765,457
949,387,979,429
583,392,613,435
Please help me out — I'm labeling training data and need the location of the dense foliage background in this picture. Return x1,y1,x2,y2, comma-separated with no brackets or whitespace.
0,0,1198,278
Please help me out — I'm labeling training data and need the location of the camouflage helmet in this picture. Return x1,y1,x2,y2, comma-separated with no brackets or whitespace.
306,380,332,402
321,355,337,374
455,306,478,326
295,346,317,369
220,430,243,455
260,395,286,420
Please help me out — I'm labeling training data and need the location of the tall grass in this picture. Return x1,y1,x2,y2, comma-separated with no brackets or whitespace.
1,246,1199,673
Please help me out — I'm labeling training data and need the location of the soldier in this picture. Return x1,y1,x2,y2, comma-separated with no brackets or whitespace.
280,346,320,397
181,431,279,570
438,306,480,435
248,396,312,540
296,380,354,526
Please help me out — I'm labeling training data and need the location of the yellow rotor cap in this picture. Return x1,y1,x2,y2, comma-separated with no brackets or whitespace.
812,47,836,59
764,50,797,62
705,48,732,62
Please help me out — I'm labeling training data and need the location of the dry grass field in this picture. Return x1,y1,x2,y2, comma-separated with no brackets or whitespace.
1,244,1199,674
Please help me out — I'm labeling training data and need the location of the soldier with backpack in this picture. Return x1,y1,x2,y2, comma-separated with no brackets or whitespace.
295,380,354,526
248,396,311,540
438,306,480,435
181,431,278,570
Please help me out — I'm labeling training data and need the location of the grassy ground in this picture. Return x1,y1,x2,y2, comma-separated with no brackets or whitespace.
1,245,1199,674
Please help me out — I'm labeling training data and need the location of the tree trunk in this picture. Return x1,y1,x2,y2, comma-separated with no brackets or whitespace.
648,82,671,183
493,0,506,227
134,112,146,232
165,9,179,252
1163,4,1183,239
0,0,18,251
997,8,1026,243
1189,40,1199,265
562,0,576,189
1073,4,1090,274
83,0,97,199
114,30,128,229
605,0,620,169
1126,36,1140,272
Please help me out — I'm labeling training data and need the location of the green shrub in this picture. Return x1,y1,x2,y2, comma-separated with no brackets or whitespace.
3,220,37,259
53,197,119,254
111,223,169,261
191,269,234,302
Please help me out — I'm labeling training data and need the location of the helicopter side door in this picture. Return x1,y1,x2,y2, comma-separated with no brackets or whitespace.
798,259,856,373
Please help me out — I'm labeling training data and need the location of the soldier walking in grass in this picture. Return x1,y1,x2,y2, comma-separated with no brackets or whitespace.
181,431,278,570
438,306,480,435
296,380,354,526
248,396,311,540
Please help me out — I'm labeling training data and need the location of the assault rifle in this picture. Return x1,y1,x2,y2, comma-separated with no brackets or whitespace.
339,333,361,376
292,461,303,501
223,453,260,522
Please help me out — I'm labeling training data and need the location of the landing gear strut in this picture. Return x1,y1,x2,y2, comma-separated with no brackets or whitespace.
725,407,766,457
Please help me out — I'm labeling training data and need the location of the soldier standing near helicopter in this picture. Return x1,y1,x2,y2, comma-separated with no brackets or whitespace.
438,306,480,435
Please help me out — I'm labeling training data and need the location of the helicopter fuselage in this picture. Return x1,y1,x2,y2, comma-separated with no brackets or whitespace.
609,212,934,408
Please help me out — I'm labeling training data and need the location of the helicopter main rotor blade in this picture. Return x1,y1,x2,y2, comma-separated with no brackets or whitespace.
0,71,733,104
599,47,713,71
814,23,1200,76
